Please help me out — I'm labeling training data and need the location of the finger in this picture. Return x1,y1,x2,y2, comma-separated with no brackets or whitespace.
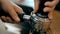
44,0,59,7
48,10,53,19
34,0,40,13
8,8,20,22
6,17,20,23
43,7,53,19
14,5,24,14
9,1,24,14
6,16,14,23
1,16,7,22
43,7,53,12
52,0,59,5
44,1,54,7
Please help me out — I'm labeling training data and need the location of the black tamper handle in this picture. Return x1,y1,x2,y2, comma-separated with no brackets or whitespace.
37,0,52,18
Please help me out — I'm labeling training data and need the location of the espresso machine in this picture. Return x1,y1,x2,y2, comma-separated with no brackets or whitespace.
0,0,52,34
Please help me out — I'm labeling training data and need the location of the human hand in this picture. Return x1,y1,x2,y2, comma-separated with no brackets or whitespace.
34,0,59,32
34,0,59,19
1,0,23,23
43,0,59,19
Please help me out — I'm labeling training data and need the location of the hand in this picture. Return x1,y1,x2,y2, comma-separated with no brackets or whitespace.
34,0,59,32
42,0,59,32
1,0,23,23
43,0,59,19
34,0,59,19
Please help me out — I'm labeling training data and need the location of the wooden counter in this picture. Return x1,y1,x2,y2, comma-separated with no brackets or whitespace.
46,10,60,34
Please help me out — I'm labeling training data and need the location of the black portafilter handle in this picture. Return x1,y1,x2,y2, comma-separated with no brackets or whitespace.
18,14,26,22
37,0,53,18
18,13,31,22
18,13,25,21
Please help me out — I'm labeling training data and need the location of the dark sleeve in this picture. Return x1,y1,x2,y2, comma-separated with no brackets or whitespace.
55,1,60,10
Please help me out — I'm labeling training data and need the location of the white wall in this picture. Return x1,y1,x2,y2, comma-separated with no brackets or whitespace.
9,0,34,8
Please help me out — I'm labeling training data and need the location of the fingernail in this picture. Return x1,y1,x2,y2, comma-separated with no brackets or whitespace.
16,17,20,22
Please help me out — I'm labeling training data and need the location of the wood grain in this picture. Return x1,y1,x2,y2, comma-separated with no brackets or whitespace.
46,10,60,34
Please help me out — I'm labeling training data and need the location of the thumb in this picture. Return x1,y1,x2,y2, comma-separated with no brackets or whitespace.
14,6,24,14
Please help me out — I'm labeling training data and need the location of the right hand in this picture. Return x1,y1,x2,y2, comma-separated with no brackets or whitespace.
1,0,23,23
